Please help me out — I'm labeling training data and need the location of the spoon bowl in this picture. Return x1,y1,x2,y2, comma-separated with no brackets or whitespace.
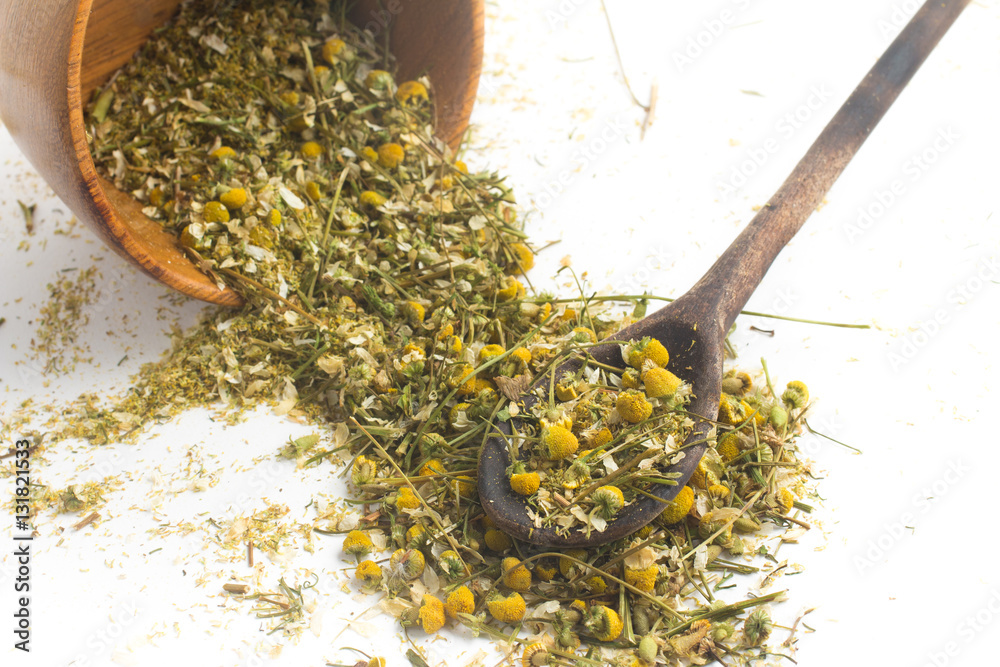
0,0,484,304
479,0,971,547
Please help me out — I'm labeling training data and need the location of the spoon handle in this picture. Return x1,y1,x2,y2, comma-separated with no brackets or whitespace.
669,0,971,333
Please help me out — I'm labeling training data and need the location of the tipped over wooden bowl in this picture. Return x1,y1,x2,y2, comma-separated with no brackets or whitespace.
0,0,484,305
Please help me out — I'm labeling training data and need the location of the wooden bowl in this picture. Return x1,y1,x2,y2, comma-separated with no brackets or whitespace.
0,0,484,305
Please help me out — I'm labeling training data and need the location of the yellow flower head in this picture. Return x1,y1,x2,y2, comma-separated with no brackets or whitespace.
626,337,669,369
453,475,476,499
203,201,230,224
389,548,425,580
218,187,247,210
689,461,714,489
351,455,379,486
279,90,300,106
321,37,346,64
501,557,532,592
496,276,524,302
507,243,535,274
534,560,557,582
418,594,445,633
584,605,623,642
396,80,429,105
445,585,474,619
477,344,506,365
454,159,469,174
355,560,382,586
510,471,540,496
642,367,682,398
722,370,753,396
361,146,379,164
775,487,795,514
377,142,406,169
521,642,550,667
570,326,597,344
717,432,742,463
659,485,694,524
783,380,810,409
343,530,373,558
301,141,323,159
484,528,512,552
359,190,387,208
591,485,625,520
590,427,614,449
511,347,532,365
487,592,526,624
708,484,731,501
584,575,607,594
305,181,322,201
405,524,427,548
616,389,653,424
418,458,444,477
540,425,579,461
395,486,421,510
364,69,394,90
402,300,425,323
624,564,658,593
210,146,237,161
266,208,282,226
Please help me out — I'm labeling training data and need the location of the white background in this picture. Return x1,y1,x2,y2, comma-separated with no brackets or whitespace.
2,0,999,665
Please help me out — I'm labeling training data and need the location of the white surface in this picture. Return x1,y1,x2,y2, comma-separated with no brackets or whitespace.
2,1,999,665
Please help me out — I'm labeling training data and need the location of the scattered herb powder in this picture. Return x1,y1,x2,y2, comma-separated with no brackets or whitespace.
54,0,832,663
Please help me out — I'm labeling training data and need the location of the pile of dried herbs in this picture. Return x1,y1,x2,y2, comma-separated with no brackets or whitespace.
70,0,823,664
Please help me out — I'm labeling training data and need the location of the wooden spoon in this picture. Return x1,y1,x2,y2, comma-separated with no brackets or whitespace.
479,0,971,547
0,0,483,305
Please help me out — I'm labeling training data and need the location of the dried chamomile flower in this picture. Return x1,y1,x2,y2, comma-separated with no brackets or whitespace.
591,485,625,520
716,432,742,463
659,486,694,524
539,425,579,461
501,557,532,592
210,145,237,160
509,467,540,496
584,605,624,642
377,142,405,168
642,366,682,398
343,530,373,560
301,141,323,159
743,608,773,646
484,528,512,552
624,564,658,593
625,337,669,369
507,242,535,273
395,487,421,510
359,190,387,208
321,37,346,64
396,80,429,105
487,592,526,624
521,642,550,667
721,370,753,395
402,300,425,323
364,69,394,90
437,550,465,579
389,548,425,580
356,560,383,587
219,188,247,210
418,594,445,633
616,389,653,424
783,380,810,409
445,585,474,619
351,455,379,486
203,201,230,223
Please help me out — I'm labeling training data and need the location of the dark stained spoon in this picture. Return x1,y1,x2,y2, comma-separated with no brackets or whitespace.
478,0,971,547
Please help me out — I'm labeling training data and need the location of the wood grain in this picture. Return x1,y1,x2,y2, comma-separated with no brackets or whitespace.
0,0,484,305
